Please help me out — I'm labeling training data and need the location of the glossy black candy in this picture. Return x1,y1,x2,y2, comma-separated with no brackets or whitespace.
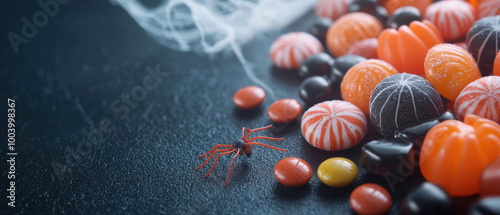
466,15,500,76
395,111,455,148
370,73,444,138
308,17,333,42
469,197,500,215
298,76,333,104
401,182,452,215
333,55,366,76
348,0,388,24
360,137,415,176
387,6,421,29
348,0,376,13
298,53,335,79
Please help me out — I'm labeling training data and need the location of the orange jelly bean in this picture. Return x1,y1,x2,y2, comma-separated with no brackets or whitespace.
494,51,500,76
350,183,392,215
267,99,302,123
378,20,443,77
382,0,432,15
233,86,265,109
420,114,500,196
424,44,482,102
326,12,383,57
274,157,313,187
341,59,398,115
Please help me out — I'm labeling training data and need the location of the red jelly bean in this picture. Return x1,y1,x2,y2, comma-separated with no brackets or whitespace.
480,157,500,198
233,86,265,109
274,157,313,187
350,183,392,215
267,99,302,123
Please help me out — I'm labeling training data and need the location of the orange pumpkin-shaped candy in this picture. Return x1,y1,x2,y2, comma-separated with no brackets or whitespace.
420,114,500,196
326,12,383,57
377,20,443,77
382,0,432,15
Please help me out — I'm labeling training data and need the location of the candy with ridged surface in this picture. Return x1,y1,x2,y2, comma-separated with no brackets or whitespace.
454,76,500,124
425,1,476,42
270,32,323,70
370,73,444,138
466,15,500,76
301,100,367,151
315,0,353,21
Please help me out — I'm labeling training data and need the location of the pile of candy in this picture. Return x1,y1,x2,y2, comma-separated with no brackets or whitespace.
205,0,500,214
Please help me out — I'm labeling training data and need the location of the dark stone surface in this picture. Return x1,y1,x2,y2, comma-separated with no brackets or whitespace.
0,1,476,214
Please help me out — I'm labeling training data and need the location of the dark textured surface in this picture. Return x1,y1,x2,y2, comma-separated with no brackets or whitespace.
0,1,477,214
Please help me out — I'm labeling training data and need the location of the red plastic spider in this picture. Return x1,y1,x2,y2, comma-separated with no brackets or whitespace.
195,125,287,186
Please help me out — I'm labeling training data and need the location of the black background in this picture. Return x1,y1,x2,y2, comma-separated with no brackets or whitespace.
0,0,478,214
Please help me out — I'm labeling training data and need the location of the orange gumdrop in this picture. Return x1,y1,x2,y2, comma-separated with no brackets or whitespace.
326,12,383,57
420,114,500,196
378,20,443,77
382,0,432,15
340,59,398,115
494,51,500,76
424,44,482,102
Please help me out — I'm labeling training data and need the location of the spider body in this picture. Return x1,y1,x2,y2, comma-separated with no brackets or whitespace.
195,125,286,186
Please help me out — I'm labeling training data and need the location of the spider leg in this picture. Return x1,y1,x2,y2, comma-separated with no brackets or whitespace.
246,136,284,142
224,149,241,187
205,149,237,178
246,142,288,151
242,127,252,140
244,125,273,140
198,144,233,158
195,149,232,170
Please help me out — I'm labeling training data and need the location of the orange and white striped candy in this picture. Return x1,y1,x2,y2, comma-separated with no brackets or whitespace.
270,32,323,70
478,0,500,19
424,1,476,42
301,100,367,151
454,76,500,123
315,0,352,21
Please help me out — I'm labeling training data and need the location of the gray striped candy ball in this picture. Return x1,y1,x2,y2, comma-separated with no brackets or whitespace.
466,15,500,76
369,73,444,138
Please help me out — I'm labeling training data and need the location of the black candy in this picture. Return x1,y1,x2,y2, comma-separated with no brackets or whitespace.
387,6,421,29
466,15,500,76
308,17,333,42
333,55,366,76
348,0,376,13
298,53,335,79
401,182,452,215
360,137,414,176
370,73,444,138
298,76,333,104
469,197,500,215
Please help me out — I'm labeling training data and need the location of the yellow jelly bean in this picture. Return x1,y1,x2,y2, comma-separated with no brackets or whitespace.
317,157,358,187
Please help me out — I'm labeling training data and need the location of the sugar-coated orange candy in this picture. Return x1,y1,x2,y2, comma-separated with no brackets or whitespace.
424,1,476,42
382,0,432,15
378,20,443,77
326,12,383,57
420,114,500,196
424,44,482,102
341,59,398,115
494,51,500,76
